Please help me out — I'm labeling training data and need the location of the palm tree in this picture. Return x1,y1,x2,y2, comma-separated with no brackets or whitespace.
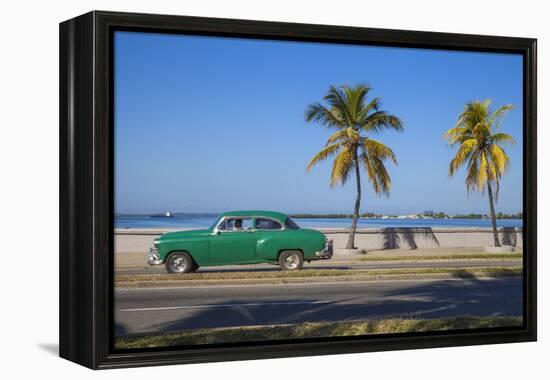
305,84,403,249
444,99,515,247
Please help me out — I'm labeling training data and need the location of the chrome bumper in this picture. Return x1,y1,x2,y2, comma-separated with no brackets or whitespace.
315,239,333,259
148,247,163,265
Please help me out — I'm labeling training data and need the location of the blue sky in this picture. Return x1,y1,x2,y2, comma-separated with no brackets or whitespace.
114,31,523,215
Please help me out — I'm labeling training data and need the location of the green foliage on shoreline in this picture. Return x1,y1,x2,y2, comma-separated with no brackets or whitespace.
451,212,522,219
289,212,522,219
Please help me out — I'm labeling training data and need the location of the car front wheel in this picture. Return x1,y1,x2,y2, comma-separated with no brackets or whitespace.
165,252,194,274
278,250,304,271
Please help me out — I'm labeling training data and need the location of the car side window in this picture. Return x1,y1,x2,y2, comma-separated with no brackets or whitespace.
255,218,282,230
217,219,227,230
223,218,252,231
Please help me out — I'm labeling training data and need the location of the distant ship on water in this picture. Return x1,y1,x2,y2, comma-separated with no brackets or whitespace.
149,211,173,218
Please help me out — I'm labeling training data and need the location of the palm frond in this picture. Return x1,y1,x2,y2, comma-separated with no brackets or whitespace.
362,138,398,164
305,103,345,128
361,111,404,133
361,152,391,196
306,143,341,172
488,144,510,175
492,133,516,145
472,122,491,139
478,151,488,192
444,126,471,146
489,104,514,128
361,152,380,195
330,148,353,187
324,86,353,127
464,156,479,194
371,156,391,195
357,96,380,121
455,100,490,131
449,139,478,176
324,129,348,146
342,84,371,120
481,99,492,109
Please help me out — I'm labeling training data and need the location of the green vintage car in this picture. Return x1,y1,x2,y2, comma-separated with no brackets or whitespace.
148,210,333,273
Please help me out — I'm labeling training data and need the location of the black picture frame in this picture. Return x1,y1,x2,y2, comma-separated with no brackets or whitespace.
59,10,537,369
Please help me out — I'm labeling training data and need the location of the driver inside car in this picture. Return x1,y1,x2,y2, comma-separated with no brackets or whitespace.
233,219,243,230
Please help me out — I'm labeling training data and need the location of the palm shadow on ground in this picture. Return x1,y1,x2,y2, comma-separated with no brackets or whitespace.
500,227,518,246
115,276,523,335
380,227,440,250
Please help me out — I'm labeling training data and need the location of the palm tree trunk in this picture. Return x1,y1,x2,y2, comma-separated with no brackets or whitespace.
345,149,361,249
486,180,501,247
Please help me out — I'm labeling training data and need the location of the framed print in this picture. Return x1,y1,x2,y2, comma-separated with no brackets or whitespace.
59,11,537,369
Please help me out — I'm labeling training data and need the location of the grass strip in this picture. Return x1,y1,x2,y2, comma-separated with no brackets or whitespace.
115,316,523,349
115,267,522,284
359,253,523,261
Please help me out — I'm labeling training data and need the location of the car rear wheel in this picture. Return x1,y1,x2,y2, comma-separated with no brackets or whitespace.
278,250,304,271
165,252,194,274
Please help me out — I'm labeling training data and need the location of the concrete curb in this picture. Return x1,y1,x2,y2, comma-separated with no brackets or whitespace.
115,270,522,289
484,245,515,253
334,248,366,256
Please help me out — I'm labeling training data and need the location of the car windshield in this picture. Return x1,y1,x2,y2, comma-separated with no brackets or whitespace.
209,217,222,230
284,218,300,230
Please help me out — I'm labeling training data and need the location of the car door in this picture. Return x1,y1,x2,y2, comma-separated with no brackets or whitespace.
252,217,285,259
209,217,256,264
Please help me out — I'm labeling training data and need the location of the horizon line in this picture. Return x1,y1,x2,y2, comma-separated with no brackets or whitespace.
115,210,523,216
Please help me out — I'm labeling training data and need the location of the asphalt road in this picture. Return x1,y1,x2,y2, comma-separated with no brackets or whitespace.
114,277,523,336
116,259,521,275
